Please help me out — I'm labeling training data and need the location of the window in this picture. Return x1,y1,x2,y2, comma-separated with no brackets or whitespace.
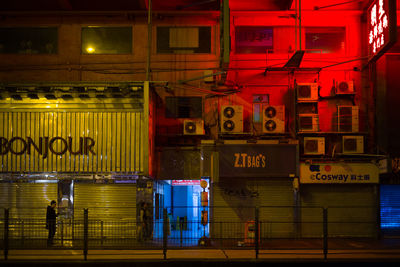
157,27,211,54
0,27,58,54
235,27,273,54
165,97,203,118
81,27,132,54
305,27,345,53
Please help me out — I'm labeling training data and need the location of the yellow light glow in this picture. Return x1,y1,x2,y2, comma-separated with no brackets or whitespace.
86,46,95,53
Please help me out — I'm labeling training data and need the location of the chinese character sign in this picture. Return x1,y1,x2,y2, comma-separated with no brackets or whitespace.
368,0,396,62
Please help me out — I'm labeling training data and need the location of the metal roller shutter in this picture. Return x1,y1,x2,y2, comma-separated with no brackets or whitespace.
212,178,294,239
380,185,400,237
74,183,137,221
0,182,57,220
300,184,378,238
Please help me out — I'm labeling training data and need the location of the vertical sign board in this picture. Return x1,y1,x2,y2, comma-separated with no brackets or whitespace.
367,0,397,62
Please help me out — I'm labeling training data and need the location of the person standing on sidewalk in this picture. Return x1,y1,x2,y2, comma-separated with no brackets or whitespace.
46,200,58,246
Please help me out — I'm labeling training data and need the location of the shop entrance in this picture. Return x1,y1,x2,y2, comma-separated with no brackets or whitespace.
154,179,209,245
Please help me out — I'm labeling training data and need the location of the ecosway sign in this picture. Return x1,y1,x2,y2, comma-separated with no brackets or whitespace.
300,163,379,184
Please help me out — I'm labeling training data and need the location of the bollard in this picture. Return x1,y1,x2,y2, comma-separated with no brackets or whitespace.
180,220,183,247
21,220,24,246
83,208,89,261
323,207,328,260
4,208,9,260
163,208,167,260
101,221,104,245
255,207,259,259
60,220,64,246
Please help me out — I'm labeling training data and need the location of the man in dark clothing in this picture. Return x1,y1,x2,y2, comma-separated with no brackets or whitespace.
46,200,58,246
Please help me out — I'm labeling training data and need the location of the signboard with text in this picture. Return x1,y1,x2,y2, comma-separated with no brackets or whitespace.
218,144,298,178
171,180,201,186
367,0,397,62
300,163,379,184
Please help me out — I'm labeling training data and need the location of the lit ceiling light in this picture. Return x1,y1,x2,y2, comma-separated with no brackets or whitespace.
86,46,95,53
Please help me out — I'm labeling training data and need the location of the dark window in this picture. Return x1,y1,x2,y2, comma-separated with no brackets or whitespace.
165,97,203,118
235,26,273,54
81,27,132,54
157,27,211,54
305,27,345,53
388,27,400,53
0,27,58,54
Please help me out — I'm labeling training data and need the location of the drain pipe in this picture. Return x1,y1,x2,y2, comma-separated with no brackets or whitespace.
146,0,152,81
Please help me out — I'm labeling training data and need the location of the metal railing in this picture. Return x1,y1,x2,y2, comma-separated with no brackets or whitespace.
1,206,397,261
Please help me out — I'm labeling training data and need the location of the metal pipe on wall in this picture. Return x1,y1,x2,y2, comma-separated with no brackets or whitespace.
146,0,152,81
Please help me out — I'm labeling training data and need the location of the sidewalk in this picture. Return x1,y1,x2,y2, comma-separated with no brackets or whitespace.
2,238,400,263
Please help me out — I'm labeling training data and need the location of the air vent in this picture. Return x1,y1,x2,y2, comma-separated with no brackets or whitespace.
342,135,364,154
183,119,204,135
336,81,355,95
297,83,318,102
304,137,325,155
338,106,359,132
220,105,243,133
298,114,319,132
262,105,285,133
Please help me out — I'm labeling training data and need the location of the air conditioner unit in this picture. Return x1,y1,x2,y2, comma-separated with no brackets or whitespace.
220,105,243,133
304,137,325,155
296,83,319,102
338,105,359,132
262,105,285,133
342,135,364,154
298,114,319,132
183,119,204,135
336,81,355,95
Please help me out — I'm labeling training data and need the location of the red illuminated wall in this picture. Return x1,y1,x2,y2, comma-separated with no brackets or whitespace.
223,10,366,135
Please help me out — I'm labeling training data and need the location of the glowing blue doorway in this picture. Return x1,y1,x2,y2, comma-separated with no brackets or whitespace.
153,179,210,246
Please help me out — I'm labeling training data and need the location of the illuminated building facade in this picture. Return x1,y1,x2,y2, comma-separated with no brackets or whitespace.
0,0,399,239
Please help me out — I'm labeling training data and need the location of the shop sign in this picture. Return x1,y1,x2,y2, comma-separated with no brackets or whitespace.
218,144,298,178
367,0,397,62
300,163,379,184
171,180,201,186
0,136,96,158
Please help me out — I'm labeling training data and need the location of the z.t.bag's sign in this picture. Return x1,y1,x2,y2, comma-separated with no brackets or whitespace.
218,144,298,178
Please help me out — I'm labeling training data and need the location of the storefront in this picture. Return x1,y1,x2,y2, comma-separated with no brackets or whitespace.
154,148,210,242
300,162,380,238
0,82,153,222
211,141,299,239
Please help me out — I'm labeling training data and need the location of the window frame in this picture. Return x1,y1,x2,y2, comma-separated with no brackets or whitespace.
81,26,133,55
156,26,212,54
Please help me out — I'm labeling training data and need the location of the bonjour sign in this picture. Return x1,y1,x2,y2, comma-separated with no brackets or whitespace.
0,137,96,158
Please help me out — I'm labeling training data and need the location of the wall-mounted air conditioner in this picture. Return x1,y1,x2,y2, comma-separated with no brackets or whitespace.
298,114,319,132
338,105,359,132
342,135,364,154
296,83,319,102
262,105,285,133
304,137,325,155
335,81,355,95
220,105,243,133
183,119,204,135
